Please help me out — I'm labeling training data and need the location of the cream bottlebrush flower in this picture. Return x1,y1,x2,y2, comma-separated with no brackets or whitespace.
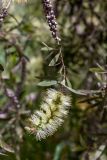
0,0,11,9
0,0,27,10
25,89,71,140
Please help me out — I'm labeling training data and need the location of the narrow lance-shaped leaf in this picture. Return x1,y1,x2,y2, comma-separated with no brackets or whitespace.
0,139,15,153
49,53,60,66
37,80,57,87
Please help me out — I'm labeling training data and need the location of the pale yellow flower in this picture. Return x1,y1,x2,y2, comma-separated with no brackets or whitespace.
25,89,71,140
0,0,27,10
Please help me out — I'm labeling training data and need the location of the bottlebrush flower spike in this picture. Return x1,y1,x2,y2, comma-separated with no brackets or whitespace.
25,89,71,140
42,0,61,44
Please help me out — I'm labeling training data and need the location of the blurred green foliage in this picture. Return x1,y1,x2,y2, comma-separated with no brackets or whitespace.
0,0,107,160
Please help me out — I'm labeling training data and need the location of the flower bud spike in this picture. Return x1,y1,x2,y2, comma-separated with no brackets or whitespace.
42,0,61,44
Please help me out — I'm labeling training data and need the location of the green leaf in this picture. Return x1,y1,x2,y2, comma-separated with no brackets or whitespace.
60,82,101,95
53,142,67,160
94,72,102,81
89,67,104,73
37,80,57,87
49,53,60,66
0,139,15,153
0,152,7,156
79,135,86,147
41,47,53,52
41,42,53,51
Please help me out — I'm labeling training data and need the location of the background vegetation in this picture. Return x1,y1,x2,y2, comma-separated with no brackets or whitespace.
0,0,107,159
